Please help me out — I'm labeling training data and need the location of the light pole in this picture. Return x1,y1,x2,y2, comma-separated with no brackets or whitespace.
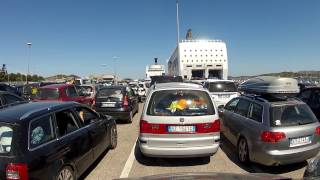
26,42,32,84
112,56,119,84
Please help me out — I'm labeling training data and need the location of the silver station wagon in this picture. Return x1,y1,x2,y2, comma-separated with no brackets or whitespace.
220,95,320,166
139,82,220,158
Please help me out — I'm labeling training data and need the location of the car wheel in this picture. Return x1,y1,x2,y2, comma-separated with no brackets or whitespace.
110,125,117,149
238,137,249,164
56,166,75,180
127,111,133,123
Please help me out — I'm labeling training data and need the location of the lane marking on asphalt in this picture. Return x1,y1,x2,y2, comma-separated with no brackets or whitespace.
120,138,137,178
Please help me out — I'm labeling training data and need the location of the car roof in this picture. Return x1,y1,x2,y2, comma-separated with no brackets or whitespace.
239,95,305,106
40,84,73,89
100,85,126,90
205,79,234,83
0,102,78,123
152,82,204,90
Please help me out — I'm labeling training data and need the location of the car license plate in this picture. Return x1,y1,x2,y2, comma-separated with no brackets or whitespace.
167,126,195,133
218,94,230,98
101,102,116,107
290,136,311,147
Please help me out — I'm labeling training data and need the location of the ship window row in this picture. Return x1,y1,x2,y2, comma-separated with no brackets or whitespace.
181,59,227,63
184,54,224,57
184,49,223,52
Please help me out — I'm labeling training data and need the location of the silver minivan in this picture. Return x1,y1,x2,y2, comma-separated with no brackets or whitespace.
139,82,220,158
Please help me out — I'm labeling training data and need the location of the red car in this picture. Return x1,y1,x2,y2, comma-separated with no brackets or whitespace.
33,84,93,106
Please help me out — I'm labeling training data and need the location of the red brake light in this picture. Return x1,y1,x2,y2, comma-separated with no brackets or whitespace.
197,119,220,133
140,119,220,134
261,131,286,143
123,95,129,106
6,163,28,180
316,126,320,136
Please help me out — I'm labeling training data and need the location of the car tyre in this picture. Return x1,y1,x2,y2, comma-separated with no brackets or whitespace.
238,137,250,164
56,166,75,180
110,125,117,149
127,111,133,123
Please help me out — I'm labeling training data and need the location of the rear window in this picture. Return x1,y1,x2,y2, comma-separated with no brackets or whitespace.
36,88,60,99
147,90,215,116
270,104,318,127
0,124,13,154
97,88,123,98
208,82,237,92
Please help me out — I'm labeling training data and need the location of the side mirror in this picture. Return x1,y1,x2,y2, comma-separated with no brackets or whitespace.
304,156,320,178
218,105,225,114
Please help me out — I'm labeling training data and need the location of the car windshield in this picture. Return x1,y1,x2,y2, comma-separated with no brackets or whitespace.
97,88,123,99
270,104,318,127
208,82,237,92
147,90,215,116
36,88,60,99
0,124,13,154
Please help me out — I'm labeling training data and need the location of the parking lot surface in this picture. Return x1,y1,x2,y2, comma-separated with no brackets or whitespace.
83,103,308,180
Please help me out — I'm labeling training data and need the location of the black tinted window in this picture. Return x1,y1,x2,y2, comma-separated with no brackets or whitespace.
97,88,123,98
66,87,78,97
270,104,317,127
207,82,237,92
3,94,24,105
248,103,263,122
55,111,79,137
309,90,320,109
74,107,99,126
225,98,239,112
36,88,60,99
29,115,55,149
235,99,251,117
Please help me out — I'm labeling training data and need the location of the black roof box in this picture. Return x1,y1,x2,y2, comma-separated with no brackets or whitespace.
238,76,300,99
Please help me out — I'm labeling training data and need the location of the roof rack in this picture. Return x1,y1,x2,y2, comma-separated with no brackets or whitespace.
241,94,269,103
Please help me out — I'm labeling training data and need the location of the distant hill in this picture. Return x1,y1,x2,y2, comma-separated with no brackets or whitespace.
45,74,80,81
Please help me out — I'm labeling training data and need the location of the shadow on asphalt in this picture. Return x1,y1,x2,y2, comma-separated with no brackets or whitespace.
79,149,110,180
220,134,307,174
134,141,211,167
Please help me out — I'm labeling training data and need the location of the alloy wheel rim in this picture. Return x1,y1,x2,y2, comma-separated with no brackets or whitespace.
239,140,247,162
58,168,73,180
111,126,117,146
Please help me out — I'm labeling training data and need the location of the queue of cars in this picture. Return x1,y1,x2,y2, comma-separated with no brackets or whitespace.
0,81,142,180
138,76,320,168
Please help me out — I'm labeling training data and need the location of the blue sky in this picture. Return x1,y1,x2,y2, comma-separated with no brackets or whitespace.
1,0,320,78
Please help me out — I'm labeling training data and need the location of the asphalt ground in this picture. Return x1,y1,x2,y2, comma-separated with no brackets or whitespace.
83,103,308,180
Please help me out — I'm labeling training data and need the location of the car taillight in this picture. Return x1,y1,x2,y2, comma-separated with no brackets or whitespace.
140,120,166,134
197,119,220,133
140,119,220,134
123,95,129,106
316,126,320,136
6,163,28,180
261,131,286,143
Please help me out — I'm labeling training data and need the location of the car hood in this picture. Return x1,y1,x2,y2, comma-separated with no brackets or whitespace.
117,172,290,180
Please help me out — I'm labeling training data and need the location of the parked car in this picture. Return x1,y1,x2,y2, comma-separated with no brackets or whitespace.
93,86,139,123
79,84,100,99
137,82,148,102
150,75,183,87
297,87,320,120
34,84,93,106
0,102,117,180
139,82,220,158
219,94,320,166
0,91,27,109
203,80,239,107
0,83,21,96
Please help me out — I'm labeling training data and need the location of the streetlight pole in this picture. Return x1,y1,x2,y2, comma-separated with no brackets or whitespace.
26,42,32,84
112,56,119,84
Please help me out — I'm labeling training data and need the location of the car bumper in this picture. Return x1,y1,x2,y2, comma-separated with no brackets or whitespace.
253,143,320,166
138,139,219,158
97,110,130,121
